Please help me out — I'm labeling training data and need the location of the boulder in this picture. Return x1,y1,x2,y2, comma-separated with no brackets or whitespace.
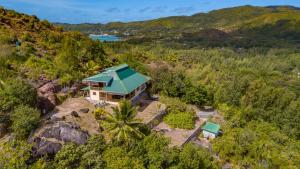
31,122,89,157
79,108,89,114
71,111,79,117
31,137,62,157
37,81,59,113
39,122,88,144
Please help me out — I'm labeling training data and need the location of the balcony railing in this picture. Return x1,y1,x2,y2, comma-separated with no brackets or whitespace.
90,86,103,91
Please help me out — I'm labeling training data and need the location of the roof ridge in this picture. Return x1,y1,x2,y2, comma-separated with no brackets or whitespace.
114,71,129,93
105,63,128,72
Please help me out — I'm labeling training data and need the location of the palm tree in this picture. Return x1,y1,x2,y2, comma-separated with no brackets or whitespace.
103,100,145,144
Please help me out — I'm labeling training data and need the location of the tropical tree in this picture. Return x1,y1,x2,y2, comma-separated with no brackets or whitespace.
103,100,145,144
11,104,40,139
0,78,37,112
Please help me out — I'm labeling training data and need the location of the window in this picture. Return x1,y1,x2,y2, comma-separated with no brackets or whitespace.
93,92,97,95
112,95,123,100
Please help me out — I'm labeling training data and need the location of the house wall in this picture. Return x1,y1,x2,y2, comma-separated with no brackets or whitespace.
90,90,100,101
203,130,217,139
88,83,147,102
131,83,147,102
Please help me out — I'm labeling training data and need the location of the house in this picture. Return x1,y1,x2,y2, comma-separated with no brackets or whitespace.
81,64,150,104
201,122,220,139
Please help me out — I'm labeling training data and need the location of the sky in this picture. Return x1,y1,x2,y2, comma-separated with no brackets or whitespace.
1,0,300,24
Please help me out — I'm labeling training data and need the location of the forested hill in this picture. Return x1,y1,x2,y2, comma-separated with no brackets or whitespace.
58,5,300,47
0,7,111,83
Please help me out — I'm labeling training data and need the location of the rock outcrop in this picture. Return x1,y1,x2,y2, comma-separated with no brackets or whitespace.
79,108,89,114
31,137,62,157
30,121,89,157
37,81,59,113
71,111,79,117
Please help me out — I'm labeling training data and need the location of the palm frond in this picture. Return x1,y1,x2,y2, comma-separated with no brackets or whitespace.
103,99,146,144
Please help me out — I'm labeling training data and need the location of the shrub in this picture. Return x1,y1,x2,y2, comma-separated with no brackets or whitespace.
103,147,145,169
160,96,188,112
56,93,69,104
54,143,83,169
0,78,37,112
177,143,217,169
0,141,32,168
11,105,40,139
93,108,108,120
184,85,209,107
164,110,195,129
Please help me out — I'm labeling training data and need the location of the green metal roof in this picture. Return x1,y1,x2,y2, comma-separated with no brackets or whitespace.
105,64,129,71
83,73,113,84
202,122,220,134
81,86,91,91
83,64,150,95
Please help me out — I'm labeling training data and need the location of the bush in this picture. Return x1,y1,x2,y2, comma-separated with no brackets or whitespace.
103,147,145,169
184,85,209,107
0,141,32,168
177,144,217,169
11,105,40,139
160,96,188,112
0,78,37,112
164,110,195,129
56,93,69,104
93,108,108,120
54,143,83,169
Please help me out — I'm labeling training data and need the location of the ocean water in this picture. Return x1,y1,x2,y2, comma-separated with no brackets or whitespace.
89,34,121,42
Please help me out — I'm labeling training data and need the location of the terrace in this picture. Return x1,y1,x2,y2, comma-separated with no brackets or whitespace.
153,119,205,147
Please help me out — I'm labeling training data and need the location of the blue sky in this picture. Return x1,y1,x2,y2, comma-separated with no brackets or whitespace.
1,0,300,23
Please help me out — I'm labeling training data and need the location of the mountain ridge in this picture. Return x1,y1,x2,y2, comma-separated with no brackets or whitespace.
56,5,300,48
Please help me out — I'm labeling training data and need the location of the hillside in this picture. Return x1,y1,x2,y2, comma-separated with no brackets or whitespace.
58,5,300,47
1,6,300,169
0,7,111,82
0,7,62,58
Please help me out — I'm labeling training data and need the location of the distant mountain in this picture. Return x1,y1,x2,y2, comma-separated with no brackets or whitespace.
54,23,103,34
56,5,300,47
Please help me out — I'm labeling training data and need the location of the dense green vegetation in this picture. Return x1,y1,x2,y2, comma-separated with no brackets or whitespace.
11,105,40,139
105,43,300,168
149,66,211,107
160,96,196,129
53,134,216,169
0,78,38,136
164,111,195,129
1,5,300,169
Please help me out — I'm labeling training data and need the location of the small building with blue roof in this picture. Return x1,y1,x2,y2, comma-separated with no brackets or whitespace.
82,64,150,104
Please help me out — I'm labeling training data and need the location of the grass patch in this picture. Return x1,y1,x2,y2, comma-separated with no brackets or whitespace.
164,111,195,129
